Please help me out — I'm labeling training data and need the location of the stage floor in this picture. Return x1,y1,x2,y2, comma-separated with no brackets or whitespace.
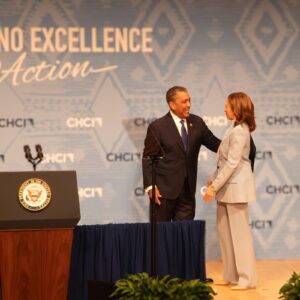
206,260,300,300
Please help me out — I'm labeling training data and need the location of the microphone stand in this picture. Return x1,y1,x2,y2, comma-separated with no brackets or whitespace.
148,154,163,277
143,124,165,277
32,156,43,171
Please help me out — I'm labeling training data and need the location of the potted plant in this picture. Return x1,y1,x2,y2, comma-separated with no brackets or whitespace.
110,272,216,299
279,271,300,299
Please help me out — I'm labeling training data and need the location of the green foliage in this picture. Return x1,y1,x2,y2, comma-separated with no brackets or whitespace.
110,272,216,300
279,272,300,300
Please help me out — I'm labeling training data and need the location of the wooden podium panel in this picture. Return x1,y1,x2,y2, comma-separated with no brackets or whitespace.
0,229,73,300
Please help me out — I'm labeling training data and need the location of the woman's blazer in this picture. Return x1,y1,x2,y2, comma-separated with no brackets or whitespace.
212,123,256,203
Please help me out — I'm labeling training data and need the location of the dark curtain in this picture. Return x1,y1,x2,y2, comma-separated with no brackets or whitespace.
68,220,206,300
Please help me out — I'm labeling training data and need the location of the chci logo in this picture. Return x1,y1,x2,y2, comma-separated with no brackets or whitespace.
18,178,51,211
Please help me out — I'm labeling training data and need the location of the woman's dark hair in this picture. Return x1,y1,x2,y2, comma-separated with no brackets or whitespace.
228,92,256,132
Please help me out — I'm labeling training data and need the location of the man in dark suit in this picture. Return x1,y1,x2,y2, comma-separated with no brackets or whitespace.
142,86,221,222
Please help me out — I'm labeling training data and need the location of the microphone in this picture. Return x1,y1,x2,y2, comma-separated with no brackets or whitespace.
24,145,33,161
35,144,43,159
143,124,165,160
23,144,44,171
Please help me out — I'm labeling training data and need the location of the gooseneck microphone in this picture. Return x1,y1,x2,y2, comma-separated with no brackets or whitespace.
24,145,33,161
36,144,44,159
23,144,44,171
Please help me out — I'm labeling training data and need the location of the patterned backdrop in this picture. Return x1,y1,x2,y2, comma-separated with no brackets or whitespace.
0,0,299,260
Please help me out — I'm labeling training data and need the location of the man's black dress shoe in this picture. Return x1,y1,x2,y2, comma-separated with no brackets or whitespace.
203,278,214,283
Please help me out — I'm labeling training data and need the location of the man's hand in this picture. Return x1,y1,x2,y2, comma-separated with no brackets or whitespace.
203,192,214,203
148,187,162,205
203,185,215,203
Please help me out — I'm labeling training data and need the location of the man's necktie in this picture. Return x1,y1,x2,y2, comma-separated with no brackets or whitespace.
180,119,188,151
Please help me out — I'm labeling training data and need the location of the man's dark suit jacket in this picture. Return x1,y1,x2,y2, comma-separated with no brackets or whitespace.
142,112,221,200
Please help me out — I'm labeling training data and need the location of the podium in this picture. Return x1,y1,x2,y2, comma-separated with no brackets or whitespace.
0,171,80,300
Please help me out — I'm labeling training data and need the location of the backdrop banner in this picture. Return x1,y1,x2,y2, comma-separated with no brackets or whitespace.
0,0,299,260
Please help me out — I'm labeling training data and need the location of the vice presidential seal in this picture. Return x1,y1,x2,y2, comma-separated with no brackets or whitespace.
18,178,51,211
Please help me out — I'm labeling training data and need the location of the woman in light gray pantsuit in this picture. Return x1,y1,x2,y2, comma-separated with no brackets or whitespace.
204,92,258,290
